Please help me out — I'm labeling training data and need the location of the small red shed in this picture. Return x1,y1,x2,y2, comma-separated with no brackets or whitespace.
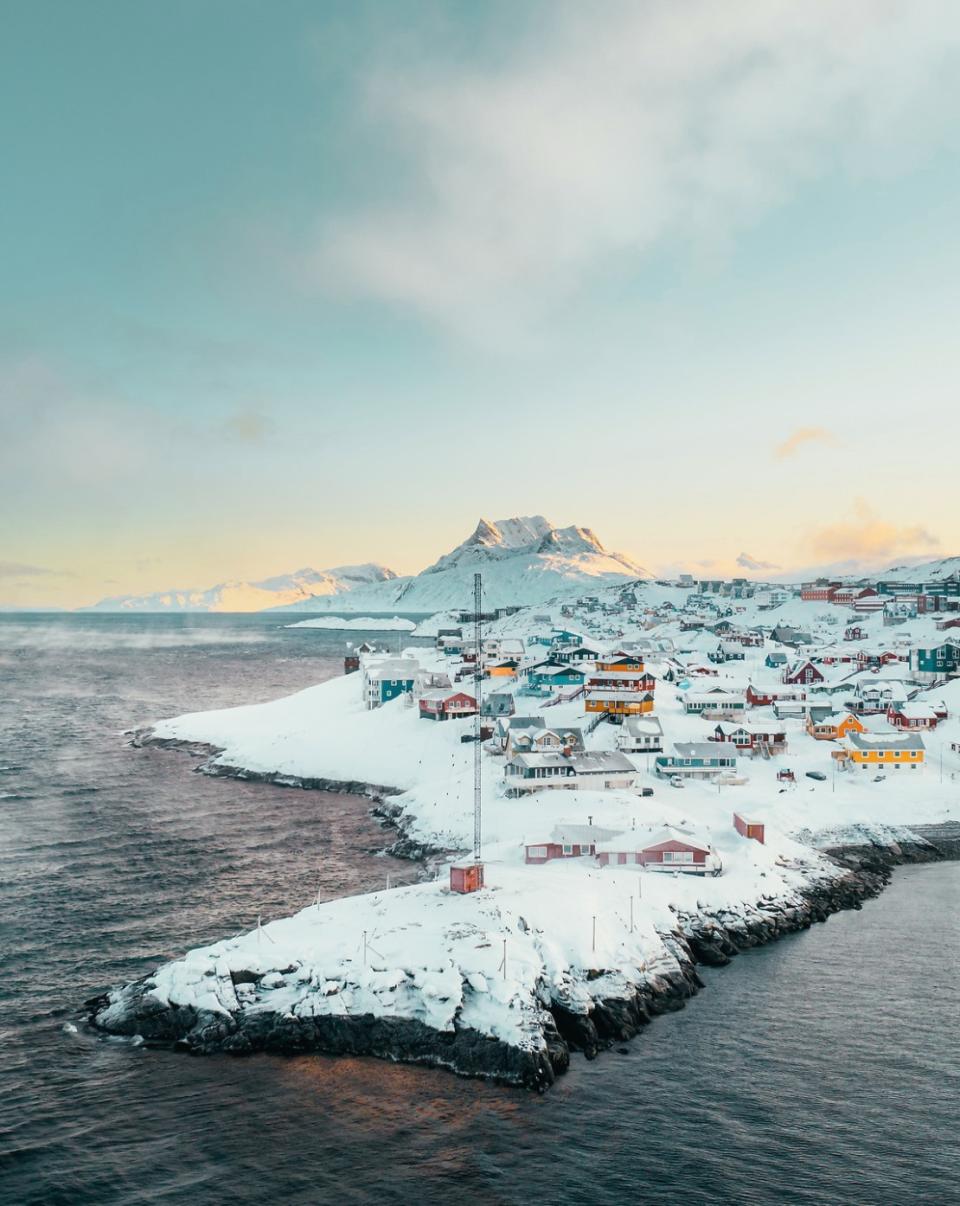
344,654,360,674
450,863,484,894
734,812,765,844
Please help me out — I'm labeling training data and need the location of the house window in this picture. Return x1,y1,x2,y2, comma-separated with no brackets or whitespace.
663,850,694,864
527,846,548,859
562,844,573,855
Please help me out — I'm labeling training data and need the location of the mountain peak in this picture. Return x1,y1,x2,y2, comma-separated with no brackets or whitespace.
537,525,606,556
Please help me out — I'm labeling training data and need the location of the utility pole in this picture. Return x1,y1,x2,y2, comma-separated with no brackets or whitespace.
473,570,482,865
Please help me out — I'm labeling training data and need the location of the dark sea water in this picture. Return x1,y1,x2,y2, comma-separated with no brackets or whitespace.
1,614,958,1206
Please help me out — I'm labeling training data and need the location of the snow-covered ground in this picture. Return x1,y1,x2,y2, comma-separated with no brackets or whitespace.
116,579,958,1079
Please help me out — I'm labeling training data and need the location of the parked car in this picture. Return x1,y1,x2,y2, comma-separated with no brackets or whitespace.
638,786,654,797
805,771,827,781
670,776,685,789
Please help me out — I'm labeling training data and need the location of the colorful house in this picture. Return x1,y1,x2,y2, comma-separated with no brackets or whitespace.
524,823,622,864
711,723,787,755
361,657,420,709
782,660,825,686
597,827,720,875
418,689,478,721
806,711,865,741
886,702,939,730
836,731,926,769
655,742,737,779
908,642,960,680
746,683,806,708
526,663,587,690
550,643,601,665
586,667,656,691
585,689,655,717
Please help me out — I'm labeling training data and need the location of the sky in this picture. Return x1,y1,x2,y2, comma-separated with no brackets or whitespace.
2,0,960,607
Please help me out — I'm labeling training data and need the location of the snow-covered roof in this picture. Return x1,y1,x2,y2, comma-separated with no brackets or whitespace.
622,715,664,735
848,731,925,751
548,823,623,845
673,742,737,760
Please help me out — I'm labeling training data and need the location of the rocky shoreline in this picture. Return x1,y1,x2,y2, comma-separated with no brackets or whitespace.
84,855,910,1092
108,730,960,1091
130,731,442,860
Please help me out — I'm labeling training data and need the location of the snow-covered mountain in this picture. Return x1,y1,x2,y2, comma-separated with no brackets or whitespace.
84,564,398,613
275,517,649,613
85,517,647,613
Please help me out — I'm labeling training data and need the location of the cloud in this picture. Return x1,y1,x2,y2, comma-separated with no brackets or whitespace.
736,552,781,571
312,1,960,332
774,426,838,459
808,501,939,563
0,561,73,579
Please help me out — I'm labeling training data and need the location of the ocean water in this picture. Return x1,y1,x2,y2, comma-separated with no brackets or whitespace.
1,613,958,1206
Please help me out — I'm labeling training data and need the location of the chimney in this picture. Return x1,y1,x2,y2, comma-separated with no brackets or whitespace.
588,815,593,826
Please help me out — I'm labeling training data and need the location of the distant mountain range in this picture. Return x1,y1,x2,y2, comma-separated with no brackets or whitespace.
83,563,398,613
83,517,648,612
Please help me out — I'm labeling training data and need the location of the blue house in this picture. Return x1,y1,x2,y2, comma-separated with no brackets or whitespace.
361,658,419,709
765,651,788,669
526,663,586,690
655,742,737,779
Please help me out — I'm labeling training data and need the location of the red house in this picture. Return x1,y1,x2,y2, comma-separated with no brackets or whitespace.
801,582,841,602
596,828,719,875
782,660,824,686
734,812,765,844
746,683,806,708
418,689,478,721
886,702,939,730
831,586,878,606
525,823,621,864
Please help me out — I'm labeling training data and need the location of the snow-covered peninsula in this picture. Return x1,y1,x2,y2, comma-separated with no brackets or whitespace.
91,574,960,1087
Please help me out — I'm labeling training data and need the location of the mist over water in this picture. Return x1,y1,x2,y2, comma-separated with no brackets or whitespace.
0,614,957,1206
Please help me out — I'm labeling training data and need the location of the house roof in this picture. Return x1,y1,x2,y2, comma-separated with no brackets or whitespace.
365,658,420,681
673,742,737,760
419,688,476,704
547,823,623,845
848,731,926,751
622,715,664,736
637,825,712,854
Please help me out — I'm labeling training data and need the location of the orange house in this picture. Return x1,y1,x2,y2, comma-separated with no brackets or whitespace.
585,689,654,717
806,711,865,741
487,660,519,677
596,656,646,673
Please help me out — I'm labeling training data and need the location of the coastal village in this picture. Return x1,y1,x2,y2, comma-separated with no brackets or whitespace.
93,563,960,1088
344,567,960,881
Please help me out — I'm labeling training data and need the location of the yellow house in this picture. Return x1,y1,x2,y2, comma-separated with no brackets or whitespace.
585,689,654,717
835,731,925,769
807,711,865,741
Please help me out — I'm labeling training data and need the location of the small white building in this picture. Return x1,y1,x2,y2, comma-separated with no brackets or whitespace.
616,715,664,753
